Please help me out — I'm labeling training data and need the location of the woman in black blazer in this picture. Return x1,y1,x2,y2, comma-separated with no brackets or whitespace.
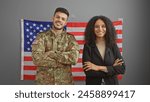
83,15,126,85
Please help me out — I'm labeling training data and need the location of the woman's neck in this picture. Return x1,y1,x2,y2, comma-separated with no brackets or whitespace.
96,37,105,45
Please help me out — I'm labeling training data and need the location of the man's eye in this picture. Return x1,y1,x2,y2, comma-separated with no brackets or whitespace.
62,18,66,21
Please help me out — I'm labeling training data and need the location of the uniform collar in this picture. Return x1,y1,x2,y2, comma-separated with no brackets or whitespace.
49,28,66,38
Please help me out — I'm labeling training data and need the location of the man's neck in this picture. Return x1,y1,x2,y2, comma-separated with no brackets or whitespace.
51,27,63,36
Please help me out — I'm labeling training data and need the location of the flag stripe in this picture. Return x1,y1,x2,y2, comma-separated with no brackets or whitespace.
67,22,87,27
117,74,123,80
73,76,86,81
116,30,123,34
72,72,85,76
72,68,84,72
24,56,32,61
115,25,123,30
113,20,122,25
24,75,35,80
24,66,37,70
116,39,123,43
69,32,84,36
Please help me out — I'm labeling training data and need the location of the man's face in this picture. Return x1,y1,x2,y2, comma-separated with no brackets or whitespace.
52,12,68,30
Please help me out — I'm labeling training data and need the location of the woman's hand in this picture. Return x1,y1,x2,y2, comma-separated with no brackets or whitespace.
83,62,108,72
83,62,99,71
113,58,124,67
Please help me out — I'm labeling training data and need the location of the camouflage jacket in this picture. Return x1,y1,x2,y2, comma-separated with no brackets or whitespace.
31,30,80,85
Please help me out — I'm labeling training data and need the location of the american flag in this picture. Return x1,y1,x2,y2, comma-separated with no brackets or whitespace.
21,19,123,81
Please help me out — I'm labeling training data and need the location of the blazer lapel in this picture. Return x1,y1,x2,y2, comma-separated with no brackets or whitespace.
92,43,103,61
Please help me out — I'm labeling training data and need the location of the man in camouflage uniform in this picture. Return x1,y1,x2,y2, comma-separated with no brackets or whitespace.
31,7,80,85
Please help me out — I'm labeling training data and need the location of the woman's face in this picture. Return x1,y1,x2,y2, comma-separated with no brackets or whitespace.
94,19,106,38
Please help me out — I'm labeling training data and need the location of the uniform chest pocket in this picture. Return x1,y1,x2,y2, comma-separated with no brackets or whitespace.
45,40,53,52
57,41,68,51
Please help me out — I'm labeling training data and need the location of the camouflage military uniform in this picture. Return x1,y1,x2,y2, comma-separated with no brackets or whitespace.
31,29,80,85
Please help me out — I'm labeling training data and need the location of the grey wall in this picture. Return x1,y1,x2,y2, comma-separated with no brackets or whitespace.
0,0,150,85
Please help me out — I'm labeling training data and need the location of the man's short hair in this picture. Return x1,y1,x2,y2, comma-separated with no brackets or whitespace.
54,7,69,17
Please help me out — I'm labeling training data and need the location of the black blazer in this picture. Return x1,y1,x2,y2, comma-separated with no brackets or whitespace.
82,43,126,85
